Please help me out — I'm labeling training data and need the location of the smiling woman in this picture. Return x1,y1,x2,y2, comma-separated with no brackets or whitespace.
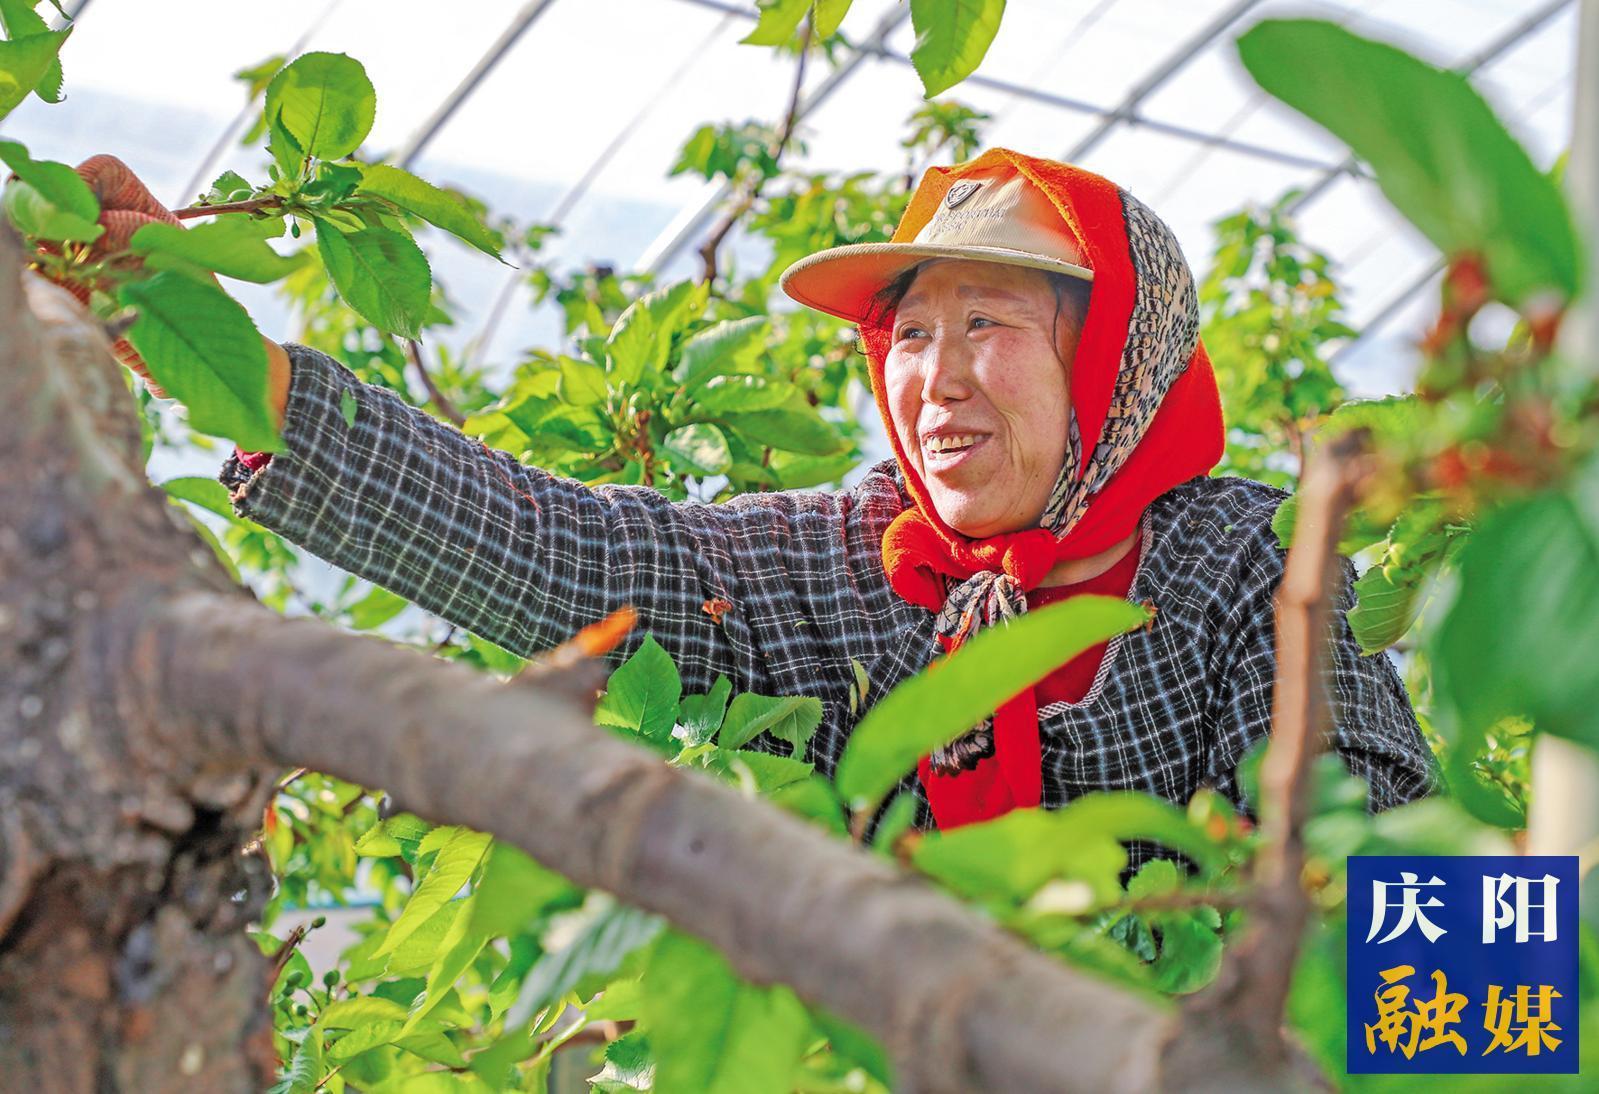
57,145,1436,863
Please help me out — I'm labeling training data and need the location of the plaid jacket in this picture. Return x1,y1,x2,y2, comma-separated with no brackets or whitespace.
227,344,1437,828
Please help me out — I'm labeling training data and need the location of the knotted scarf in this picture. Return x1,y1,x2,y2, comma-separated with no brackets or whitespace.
857,149,1226,828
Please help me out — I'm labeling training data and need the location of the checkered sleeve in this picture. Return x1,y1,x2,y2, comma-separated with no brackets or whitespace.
224,342,841,692
1201,503,1440,815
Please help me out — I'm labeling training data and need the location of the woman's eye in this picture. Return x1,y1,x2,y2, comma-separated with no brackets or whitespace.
970,316,996,330
896,324,926,341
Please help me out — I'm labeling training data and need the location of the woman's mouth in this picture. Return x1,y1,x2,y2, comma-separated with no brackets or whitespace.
921,432,990,468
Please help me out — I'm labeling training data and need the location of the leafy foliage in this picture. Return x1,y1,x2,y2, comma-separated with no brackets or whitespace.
10,10,1599,1090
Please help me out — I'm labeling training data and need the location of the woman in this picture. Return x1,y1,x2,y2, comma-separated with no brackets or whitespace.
81,148,1436,834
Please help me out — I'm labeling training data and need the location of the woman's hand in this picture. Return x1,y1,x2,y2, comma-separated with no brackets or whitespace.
29,154,291,427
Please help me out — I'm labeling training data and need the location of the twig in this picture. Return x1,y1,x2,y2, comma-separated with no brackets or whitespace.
1165,429,1372,1087
267,924,310,985
405,339,468,427
696,17,812,284
172,196,284,220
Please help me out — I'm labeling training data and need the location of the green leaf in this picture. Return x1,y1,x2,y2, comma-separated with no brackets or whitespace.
0,140,97,222
118,272,282,451
354,812,432,858
915,792,1219,906
662,422,732,476
267,1028,323,1094
1435,488,1599,820
508,898,663,1025
724,750,814,795
346,584,408,629
675,315,769,386
1150,908,1224,994
908,0,1006,98
469,843,575,938
0,26,69,121
594,636,682,745
642,932,811,1094
836,595,1149,804
315,220,432,338
130,216,304,284
1236,19,1580,306
557,355,608,405
374,828,491,958
206,169,253,204
2,176,100,241
356,163,504,260
605,295,656,387
160,476,234,520
813,0,854,39
691,374,794,414
0,0,64,104
724,407,842,456
719,693,822,758
677,675,732,746
264,51,375,160
741,0,810,46
339,387,358,427
402,892,489,1034
317,996,409,1030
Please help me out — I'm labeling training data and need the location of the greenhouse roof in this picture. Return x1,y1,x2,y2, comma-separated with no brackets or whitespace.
4,0,1577,397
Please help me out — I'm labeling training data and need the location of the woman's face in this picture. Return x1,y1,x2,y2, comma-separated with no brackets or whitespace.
883,260,1080,539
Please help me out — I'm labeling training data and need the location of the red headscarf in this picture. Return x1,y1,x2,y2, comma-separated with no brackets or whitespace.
856,149,1225,827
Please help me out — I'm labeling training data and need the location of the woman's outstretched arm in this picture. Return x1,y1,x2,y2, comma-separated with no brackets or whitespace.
224,342,907,701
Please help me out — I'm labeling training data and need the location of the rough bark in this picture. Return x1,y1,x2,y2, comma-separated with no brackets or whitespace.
0,222,1318,1091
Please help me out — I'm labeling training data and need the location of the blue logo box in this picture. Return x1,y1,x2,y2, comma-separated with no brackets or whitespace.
1346,855,1578,1074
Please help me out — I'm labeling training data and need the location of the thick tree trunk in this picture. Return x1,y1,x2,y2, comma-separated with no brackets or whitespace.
0,225,1319,1091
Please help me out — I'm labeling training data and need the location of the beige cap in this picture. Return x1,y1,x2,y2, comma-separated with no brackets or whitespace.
779,163,1093,324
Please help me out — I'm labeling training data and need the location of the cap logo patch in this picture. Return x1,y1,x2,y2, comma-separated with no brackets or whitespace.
945,181,981,209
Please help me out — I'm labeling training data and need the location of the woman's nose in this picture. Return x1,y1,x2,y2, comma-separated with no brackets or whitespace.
921,334,974,405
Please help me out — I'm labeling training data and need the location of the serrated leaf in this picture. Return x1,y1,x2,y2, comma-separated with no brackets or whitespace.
265,51,375,160
594,636,682,745
206,169,253,204
356,163,504,260
0,26,69,121
402,892,489,1034
315,220,432,338
908,0,1006,98
354,812,432,858
374,828,490,958
130,216,304,284
675,316,769,386
1237,19,1579,306
0,1,63,104
676,675,732,746
662,422,732,476
317,996,409,1030
508,899,663,1026
118,272,282,451
267,1029,323,1094
719,693,822,758
836,595,1149,804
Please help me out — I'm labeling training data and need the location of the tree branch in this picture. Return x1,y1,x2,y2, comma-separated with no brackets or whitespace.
697,17,812,284
122,588,1173,1093
404,338,468,427
1167,429,1371,1088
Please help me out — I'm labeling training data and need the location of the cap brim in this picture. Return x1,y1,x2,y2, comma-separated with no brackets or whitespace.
779,241,1094,324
